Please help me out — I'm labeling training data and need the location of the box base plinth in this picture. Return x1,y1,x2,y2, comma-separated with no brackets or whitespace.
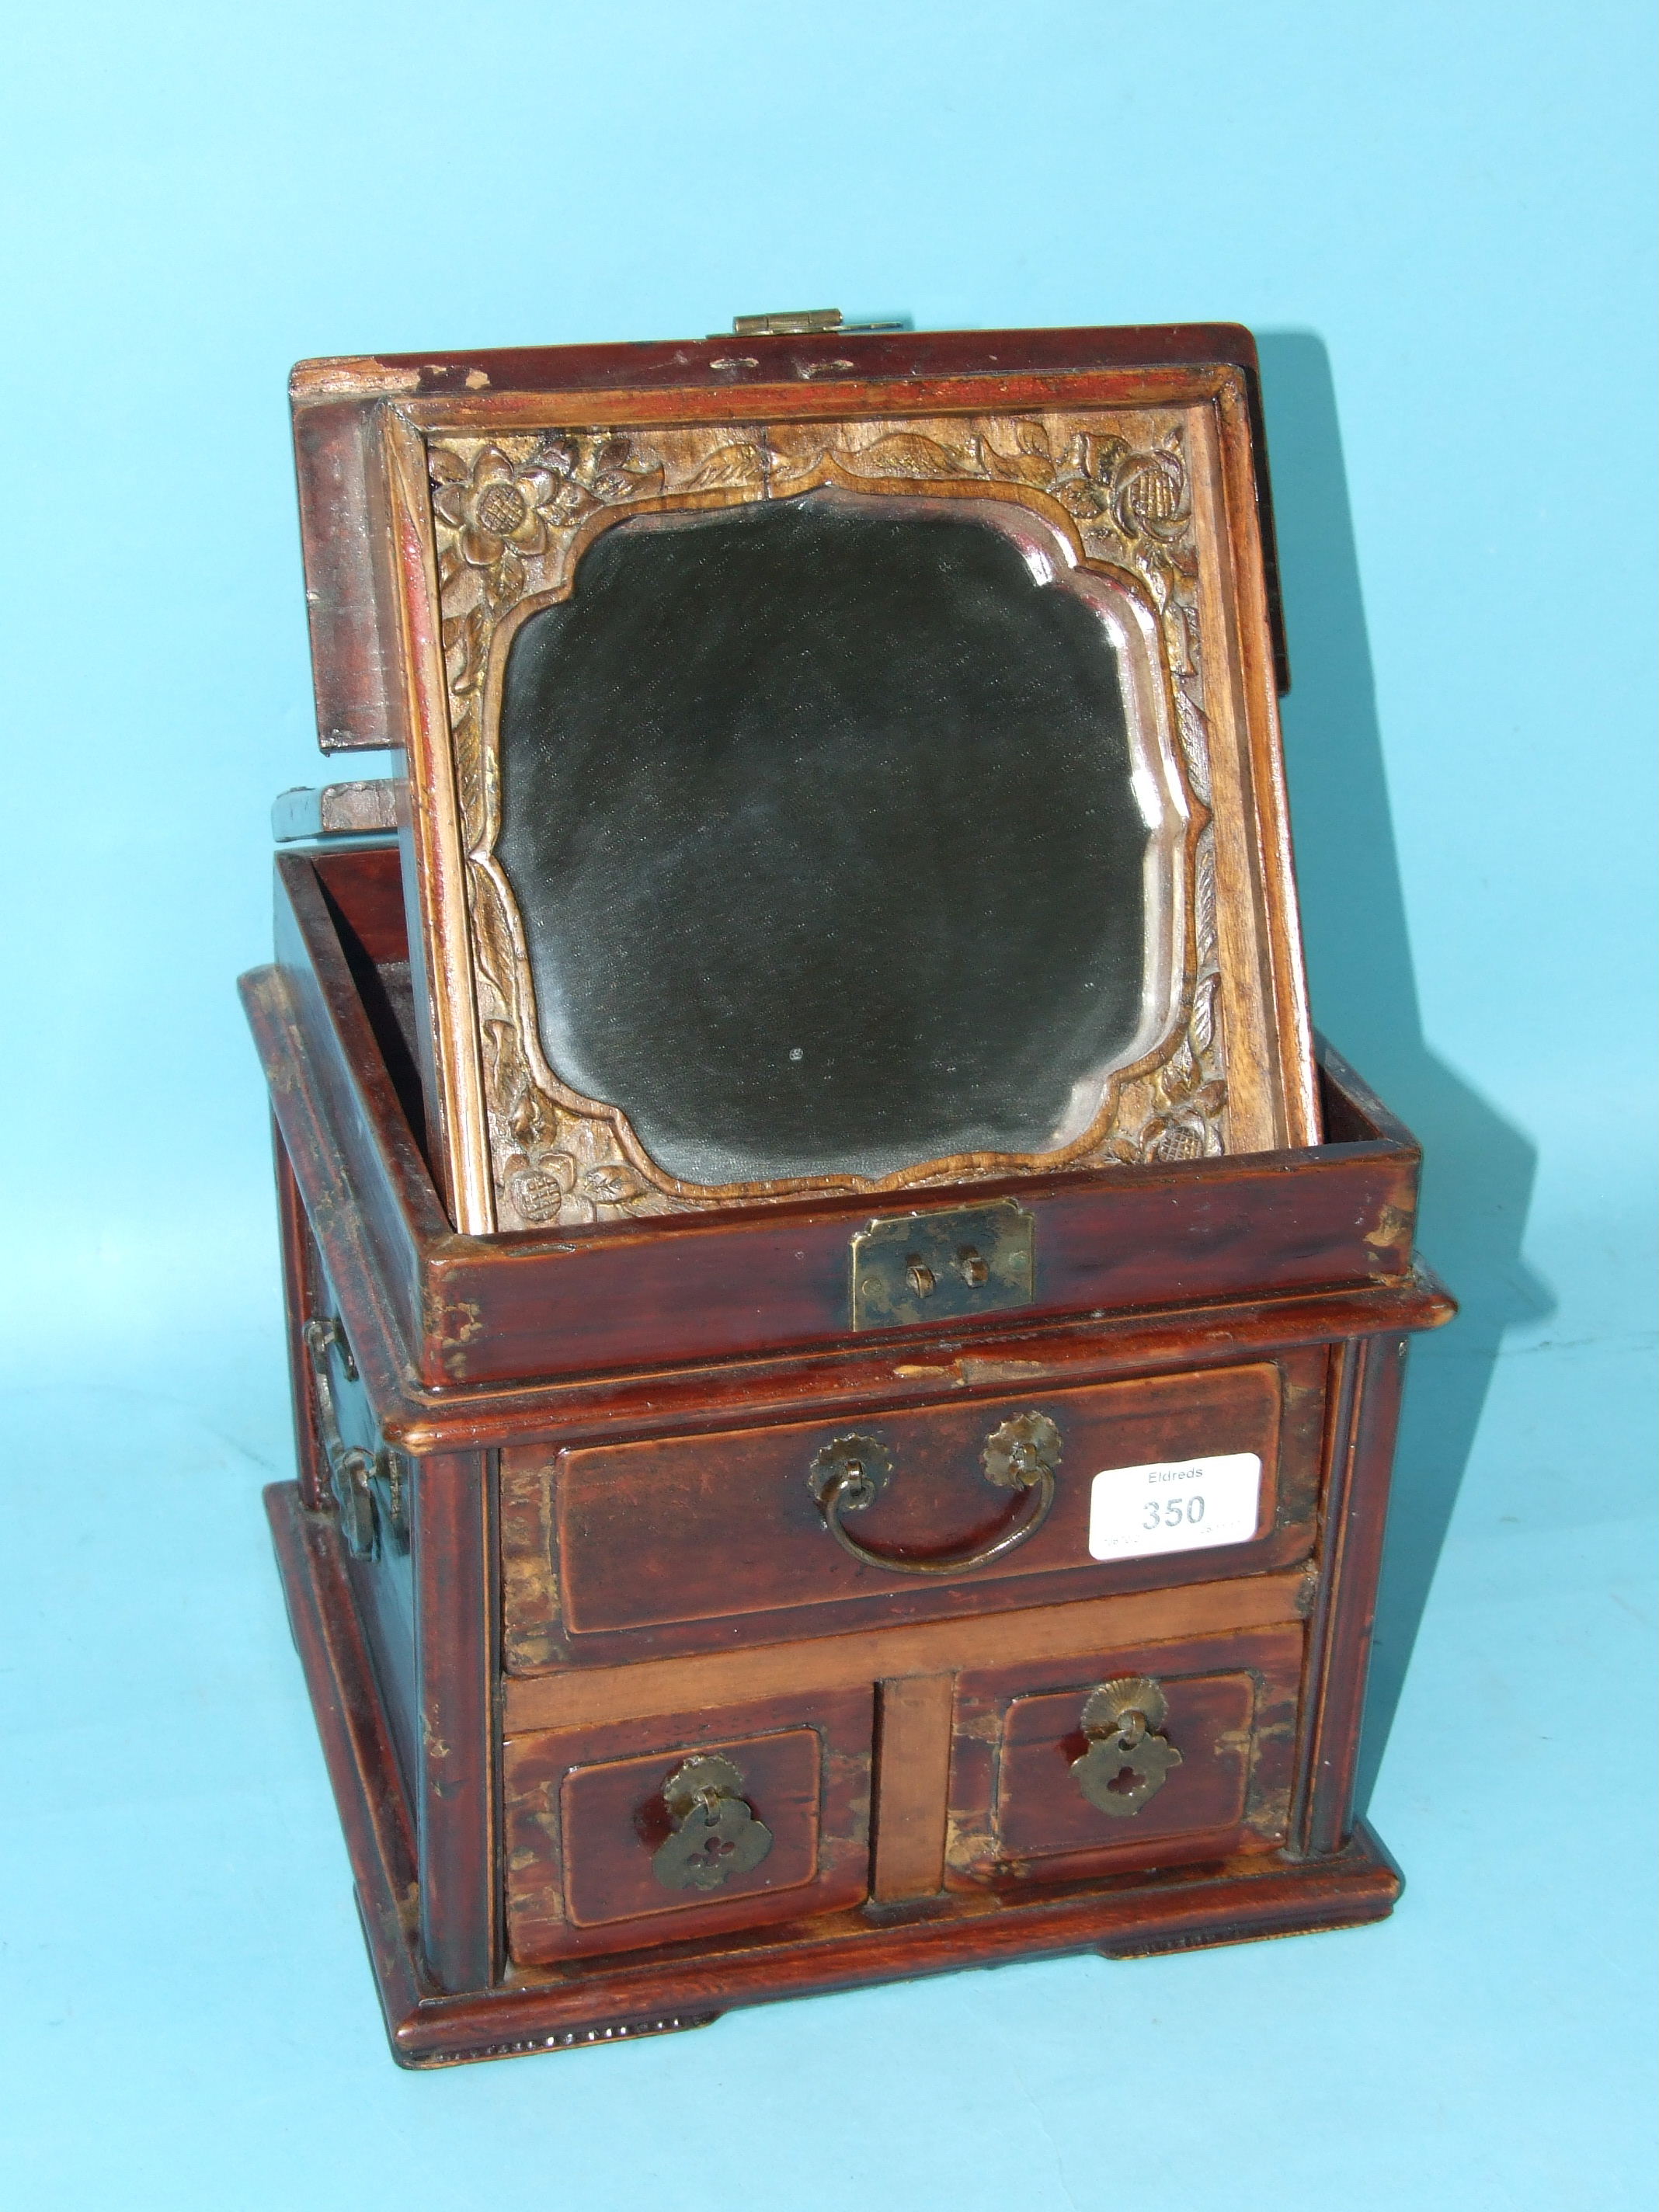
267,1480,1401,2070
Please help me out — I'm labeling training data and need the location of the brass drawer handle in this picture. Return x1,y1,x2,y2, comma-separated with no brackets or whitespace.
302,1316,409,1559
807,1412,1059,1577
1071,1677,1183,1817
652,1755,774,1892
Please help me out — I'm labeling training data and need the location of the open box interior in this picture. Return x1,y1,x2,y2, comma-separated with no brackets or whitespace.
308,839,1389,1211
255,836,1424,1391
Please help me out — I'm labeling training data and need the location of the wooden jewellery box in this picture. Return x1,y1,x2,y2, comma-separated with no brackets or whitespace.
245,321,1452,2066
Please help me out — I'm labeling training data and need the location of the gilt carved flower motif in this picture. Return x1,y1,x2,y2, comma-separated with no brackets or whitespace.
421,410,1229,1220
430,445,561,567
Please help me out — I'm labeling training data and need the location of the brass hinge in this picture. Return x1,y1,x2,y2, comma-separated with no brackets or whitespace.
720,308,907,337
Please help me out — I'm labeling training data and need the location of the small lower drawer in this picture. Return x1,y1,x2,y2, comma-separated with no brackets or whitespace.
503,1689,873,1963
944,1622,1302,1889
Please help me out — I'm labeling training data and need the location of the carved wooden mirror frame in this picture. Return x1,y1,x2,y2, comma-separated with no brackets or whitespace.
293,342,1318,1233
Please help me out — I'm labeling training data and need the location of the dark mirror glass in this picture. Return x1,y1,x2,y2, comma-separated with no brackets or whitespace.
496,490,1152,1187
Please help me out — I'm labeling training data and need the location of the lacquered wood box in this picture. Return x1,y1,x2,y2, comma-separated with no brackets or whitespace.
243,835,1452,2067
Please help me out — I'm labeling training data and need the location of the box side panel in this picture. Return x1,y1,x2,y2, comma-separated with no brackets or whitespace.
292,397,405,753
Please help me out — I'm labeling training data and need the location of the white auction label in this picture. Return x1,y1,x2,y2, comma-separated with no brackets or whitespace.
1087,1452,1264,1561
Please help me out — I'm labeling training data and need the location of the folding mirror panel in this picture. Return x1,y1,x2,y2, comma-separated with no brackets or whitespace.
292,329,1317,1233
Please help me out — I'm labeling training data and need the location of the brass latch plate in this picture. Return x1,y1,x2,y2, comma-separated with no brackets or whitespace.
850,1198,1035,1330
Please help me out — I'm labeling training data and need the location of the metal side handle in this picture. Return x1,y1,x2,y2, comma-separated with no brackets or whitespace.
302,1316,407,1558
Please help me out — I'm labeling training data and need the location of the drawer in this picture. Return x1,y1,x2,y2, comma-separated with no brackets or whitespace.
502,1689,872,1963
501,1353,1326,1669
943,1623,1302,1890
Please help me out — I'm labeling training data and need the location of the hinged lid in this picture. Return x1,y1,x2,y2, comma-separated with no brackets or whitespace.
287,323,1313,1236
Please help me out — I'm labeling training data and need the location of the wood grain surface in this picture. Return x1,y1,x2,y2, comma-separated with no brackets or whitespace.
269,1470,1402,2070
250,885,1451,2066
495,1357,1316,1671
871,1676,956,1902
500,1569,1311,1736
945,1622,1303,1890
503,1691,872,1964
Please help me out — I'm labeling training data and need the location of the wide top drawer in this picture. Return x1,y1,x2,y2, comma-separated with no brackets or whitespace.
502,1351,1326,1670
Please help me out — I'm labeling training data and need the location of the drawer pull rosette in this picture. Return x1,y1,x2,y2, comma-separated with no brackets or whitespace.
651,1755,774,1893
807,1412,1059,1577
1071,1677,1184,1817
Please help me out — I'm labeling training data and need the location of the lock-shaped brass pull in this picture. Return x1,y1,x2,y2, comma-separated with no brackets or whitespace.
1071,1677,1183,1817
808,1412,1059,1577
651,1755,774,1893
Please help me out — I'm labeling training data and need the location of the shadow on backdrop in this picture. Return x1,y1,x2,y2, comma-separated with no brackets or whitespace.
1257,332,1553,1810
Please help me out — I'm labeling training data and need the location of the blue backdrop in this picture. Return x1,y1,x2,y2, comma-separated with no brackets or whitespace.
2,5,1653,2207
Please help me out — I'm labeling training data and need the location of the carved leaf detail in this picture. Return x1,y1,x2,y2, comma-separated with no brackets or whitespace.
547,478,600,527
485,546,526,615
1174,686,1212,805
847,432,970,478
1138,552,1173,613
446,603,487,694
1158,1045,1201,1106
1160,601,1197,683
1189,970,1219,1059
469,868,517,994
1195,829,1218,966
580,1164,644,1207
685,443,768,491
1056,478,1106,519
980,439,1056,485
593,463,665,503
765,447,830,496
1090,434,1131,482
507,1071,561,1154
